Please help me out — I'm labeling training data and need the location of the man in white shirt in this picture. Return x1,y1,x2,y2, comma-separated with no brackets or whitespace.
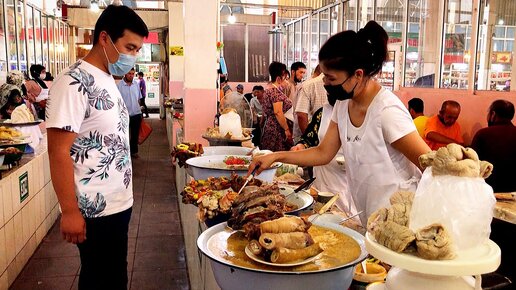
45,5,148,290
285,62,306,140
295,66,327,135
117,68,143,158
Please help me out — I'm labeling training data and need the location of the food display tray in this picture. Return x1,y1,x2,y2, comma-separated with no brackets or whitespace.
0,119,43,126
365,232,500,276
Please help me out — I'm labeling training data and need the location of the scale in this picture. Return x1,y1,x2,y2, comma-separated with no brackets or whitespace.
365,233,501,290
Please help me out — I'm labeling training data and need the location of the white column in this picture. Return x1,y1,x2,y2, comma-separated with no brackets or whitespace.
182,0,219,144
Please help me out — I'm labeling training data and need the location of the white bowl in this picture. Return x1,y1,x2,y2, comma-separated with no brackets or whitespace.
203,146,252,156
197,220,367,290
278,186,314,215
185,155,280,182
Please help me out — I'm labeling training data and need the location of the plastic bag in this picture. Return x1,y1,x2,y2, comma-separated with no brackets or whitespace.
409,167,495,250
138,119,153,145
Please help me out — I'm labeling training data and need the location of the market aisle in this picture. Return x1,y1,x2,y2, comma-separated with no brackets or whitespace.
10,115,190,290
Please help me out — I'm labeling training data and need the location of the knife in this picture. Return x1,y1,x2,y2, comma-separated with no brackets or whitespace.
309,195,340,223
237,165,260,195
284,177,316,198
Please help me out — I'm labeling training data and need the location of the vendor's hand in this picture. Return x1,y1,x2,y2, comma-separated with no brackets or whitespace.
248,153,278,176
291,144,305,151
60,210,86,244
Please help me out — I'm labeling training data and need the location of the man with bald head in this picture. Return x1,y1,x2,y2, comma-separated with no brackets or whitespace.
424,100,464,150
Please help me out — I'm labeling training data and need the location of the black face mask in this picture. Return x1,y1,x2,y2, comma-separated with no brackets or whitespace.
324,75,358,101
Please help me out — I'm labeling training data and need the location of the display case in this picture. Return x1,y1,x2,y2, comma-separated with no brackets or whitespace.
376,51,395,91
442,63,469,89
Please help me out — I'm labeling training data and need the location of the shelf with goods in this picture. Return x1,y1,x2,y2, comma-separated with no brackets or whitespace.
490,71,511,91
376,69,394,91
404,69,417,87
441,63,469,89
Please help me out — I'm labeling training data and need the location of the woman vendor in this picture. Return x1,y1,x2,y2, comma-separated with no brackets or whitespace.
291,86,356,215
249,21,431,225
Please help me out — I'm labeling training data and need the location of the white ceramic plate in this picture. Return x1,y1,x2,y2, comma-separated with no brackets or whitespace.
244,245,321,267
203,146,252,156
279,186,314,214
185,155,281,182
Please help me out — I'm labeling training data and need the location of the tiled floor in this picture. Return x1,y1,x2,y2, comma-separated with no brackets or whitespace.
10,115,190,290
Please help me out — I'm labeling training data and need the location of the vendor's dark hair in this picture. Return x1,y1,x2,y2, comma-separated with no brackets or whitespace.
29,64,45,79
269,61,287,82
93,5,149,45
319,21,388,77
8,88,21,101
252,85,264,91
489,99,514,120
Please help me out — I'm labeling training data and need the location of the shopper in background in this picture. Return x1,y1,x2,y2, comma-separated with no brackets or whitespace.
250,85,264,146
27,64,52,120
295,64,327,136
285,61,306,102
29,64,48,89
46,5,148,290
236,84,245,96
424,100,463,150
471,100,516,193
5,70,38,119
471,100,516,284
284,62,307,141
118,68,144,158
261,61,293,151
250,21,430,226
137,71,149,118
0,84,24,119
408,97,428,138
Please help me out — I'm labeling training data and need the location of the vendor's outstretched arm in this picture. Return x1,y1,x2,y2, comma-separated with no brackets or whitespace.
249,121,341,175
392,131,432,171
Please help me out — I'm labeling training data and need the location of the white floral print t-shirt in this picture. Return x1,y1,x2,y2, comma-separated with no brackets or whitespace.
46,60,133,218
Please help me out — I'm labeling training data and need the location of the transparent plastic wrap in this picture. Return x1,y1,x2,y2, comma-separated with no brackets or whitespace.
409,167,495,250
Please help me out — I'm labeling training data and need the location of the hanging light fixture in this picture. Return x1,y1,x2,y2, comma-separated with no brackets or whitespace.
227,6,236,24
90,0,100,12
228,13,236,24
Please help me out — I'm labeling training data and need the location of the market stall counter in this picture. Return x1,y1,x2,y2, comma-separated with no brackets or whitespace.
0,134,61,288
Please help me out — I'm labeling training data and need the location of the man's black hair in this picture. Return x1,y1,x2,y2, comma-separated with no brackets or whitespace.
138,72,144,77
290,62,306,72
252,85,264,91
408,98,424,114
490,99,515,120
93,5,149,45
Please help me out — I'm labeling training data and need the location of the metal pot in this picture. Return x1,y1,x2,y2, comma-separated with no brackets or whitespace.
197,220,368,290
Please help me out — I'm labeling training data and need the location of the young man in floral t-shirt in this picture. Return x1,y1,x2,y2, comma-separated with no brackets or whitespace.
46,5,148,290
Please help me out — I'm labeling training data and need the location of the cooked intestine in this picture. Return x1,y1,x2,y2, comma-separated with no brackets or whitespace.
373,221,415,253
270,243,323,264
415,223,456,260
258,232,314,250
248,240,263,256
259,216,311,234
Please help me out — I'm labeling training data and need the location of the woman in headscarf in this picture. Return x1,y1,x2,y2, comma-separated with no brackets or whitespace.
27,64,49,119
0,84,24,119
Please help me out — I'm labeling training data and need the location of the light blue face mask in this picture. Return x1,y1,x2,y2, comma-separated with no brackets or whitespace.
103,36,137,76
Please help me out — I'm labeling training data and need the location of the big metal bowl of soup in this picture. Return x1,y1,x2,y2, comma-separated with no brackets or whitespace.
197,219,368,290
